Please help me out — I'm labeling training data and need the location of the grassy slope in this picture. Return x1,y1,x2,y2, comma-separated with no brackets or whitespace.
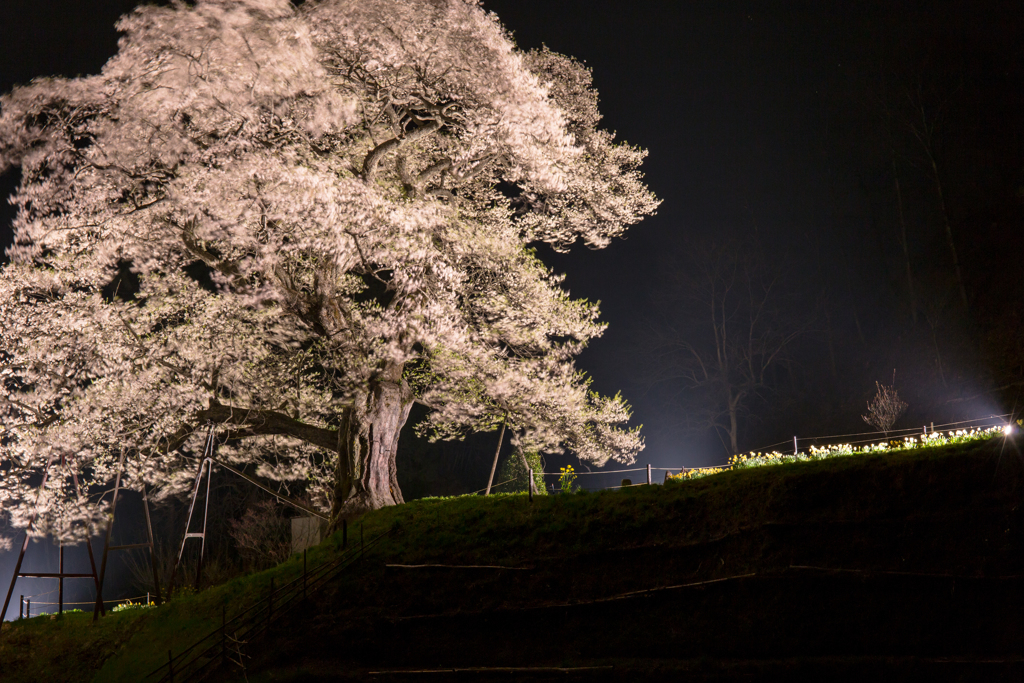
2,434,1021,682
0,609,147,683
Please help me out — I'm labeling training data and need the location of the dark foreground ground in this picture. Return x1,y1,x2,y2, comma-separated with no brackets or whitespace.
229,435,1024,682
5,434,1022,682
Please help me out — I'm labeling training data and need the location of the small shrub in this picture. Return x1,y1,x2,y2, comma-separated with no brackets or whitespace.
228,499,292,572
862,376,908,435
495,450,547,495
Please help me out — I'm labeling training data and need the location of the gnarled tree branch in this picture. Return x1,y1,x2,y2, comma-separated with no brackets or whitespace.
158,399,338,456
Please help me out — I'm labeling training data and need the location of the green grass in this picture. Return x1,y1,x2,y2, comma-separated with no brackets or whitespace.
0,608,149,683
2,431,1018,682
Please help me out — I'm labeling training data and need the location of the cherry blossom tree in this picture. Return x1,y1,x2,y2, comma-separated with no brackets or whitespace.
0,0,657,538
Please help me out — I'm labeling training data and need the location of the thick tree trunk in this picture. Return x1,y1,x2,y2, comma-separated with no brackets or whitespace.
329,365,414,526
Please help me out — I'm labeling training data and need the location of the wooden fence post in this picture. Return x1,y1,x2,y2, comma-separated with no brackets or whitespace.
267,578,274,630
58,545,64,615
221,605,226,666
646,464,651,485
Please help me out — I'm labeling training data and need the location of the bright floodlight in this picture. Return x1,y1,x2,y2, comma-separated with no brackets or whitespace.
1005,424,1014,436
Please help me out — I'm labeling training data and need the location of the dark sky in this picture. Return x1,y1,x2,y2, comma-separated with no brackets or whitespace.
1,1,1022,603
483,0,1024,463
3,0,1023,445
2,1,1022,453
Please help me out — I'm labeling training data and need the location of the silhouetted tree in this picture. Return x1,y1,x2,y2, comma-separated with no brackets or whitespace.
649,240,803,455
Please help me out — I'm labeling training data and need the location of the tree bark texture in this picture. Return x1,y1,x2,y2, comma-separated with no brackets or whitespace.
330,367,414,525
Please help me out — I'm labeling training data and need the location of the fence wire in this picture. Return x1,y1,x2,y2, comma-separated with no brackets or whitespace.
524,413,1015,491
744,414,1012,457
26,594,151,607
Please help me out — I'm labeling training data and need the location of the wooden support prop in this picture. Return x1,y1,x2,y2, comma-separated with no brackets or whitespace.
142,486,162,606
646,463,652,485
168,427,215,598
94,453,162,617
94,450,125,620
1,454,104,627
484,416,507,496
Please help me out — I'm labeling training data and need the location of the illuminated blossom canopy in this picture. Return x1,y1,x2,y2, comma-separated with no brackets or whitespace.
0,0,657,539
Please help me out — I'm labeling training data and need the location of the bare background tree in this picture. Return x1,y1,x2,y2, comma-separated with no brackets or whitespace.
646,239,804,456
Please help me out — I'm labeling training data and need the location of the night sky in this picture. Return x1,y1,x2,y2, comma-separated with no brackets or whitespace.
477,0,1024,467
2,0,1023,610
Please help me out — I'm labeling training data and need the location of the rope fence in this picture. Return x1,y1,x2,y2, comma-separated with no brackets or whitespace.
492,413,1018,494
800,414,1012,442
752,413,1014,456
26,594,151,607
15,591,157,620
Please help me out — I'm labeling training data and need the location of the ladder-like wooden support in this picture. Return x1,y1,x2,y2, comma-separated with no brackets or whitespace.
167,428,215,597
1,455,103,625
94,449,163,620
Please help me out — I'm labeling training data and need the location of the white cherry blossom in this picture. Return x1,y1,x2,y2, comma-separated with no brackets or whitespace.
0,0,657,538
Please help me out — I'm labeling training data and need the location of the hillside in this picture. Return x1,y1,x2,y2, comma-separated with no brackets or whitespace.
2,433,1022,681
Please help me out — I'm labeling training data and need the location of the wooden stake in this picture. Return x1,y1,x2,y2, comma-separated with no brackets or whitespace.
484,418,507,496
58,544,64,615
221,605,227,665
